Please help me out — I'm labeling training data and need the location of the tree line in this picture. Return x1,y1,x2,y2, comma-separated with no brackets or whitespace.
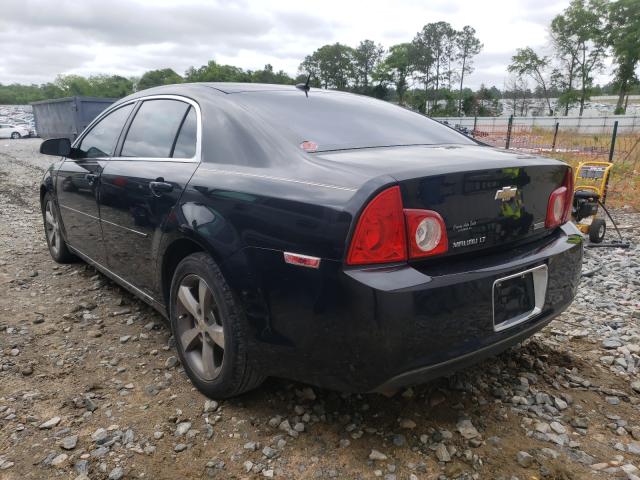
508,0,640,116
298,23,483,116
1,0,638,117
0,64,296,105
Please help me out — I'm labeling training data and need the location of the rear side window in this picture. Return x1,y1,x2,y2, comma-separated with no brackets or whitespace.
121,99,190,158
78,104,134,158
172,107,197,158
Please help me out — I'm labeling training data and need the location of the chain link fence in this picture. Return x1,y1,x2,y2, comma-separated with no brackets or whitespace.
436,116,640,208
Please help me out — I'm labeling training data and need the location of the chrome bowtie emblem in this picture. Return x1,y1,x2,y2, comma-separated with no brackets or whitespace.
495,186,518,201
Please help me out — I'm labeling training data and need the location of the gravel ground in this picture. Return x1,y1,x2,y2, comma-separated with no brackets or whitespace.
1,138,639,480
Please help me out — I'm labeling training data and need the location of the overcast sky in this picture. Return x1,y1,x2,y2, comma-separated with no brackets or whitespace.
0,0,613,89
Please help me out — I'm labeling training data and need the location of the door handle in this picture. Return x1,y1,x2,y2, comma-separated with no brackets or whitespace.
149,181,174,196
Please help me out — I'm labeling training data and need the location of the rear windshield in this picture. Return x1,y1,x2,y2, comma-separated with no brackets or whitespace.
233,90,474,152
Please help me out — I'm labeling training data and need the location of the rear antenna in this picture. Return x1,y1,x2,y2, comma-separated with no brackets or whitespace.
296,73,311,97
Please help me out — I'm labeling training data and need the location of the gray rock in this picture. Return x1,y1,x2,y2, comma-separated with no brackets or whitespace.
369,449,387,461
84,398,97,412
554,397,568,410
51,453,68,467
108,466,124,480
91,446,109,458
434,444,451,462
165,356,179,369
550,421,567,434
74,459,89,475
92,428,108,443
174,443,188,452
203,400,219,413
603,338,623,349
628,442,640,455
175,421,191,436
571,417,589,429
456,419,479,439
39,416,61,429
262,446,277,459
244,441,258,451
516,451,533,468
60,435,78,450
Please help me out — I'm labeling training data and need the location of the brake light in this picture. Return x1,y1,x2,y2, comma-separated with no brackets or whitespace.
405,209,448,258
346,186,450,265
346,186,407,265
545,168,573,228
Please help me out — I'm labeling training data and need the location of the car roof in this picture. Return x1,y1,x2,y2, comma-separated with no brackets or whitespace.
202,82,300,94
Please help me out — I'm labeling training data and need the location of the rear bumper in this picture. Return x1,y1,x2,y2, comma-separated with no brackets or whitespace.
233,223,583,392
373,309,554,392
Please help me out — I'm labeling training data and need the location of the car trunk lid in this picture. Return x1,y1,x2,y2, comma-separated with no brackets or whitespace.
313,144,570,258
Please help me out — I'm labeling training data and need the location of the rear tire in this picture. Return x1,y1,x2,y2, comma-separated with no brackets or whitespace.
42,192,76,263
170,252,264,399
589,218,606,243
11,132,21,139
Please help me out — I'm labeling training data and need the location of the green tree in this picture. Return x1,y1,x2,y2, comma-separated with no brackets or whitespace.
555,0,608,116
412,22,457,114
249,64,294,84
508,47,554,116
87,75,134,98
54,75,93,96
374,43,413,105
299,43,355,90
607,0,640,114
353,40,385,89
184,61,248,83
137,68,183,91
550,14,580,115
456,26,482,115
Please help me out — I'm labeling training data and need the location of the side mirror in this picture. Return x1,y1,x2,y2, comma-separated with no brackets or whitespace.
40,138,72,157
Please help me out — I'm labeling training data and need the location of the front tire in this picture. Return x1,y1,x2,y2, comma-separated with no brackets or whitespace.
589,218,606,243
11,132,21,139
170,252,264,398
42,192,76,263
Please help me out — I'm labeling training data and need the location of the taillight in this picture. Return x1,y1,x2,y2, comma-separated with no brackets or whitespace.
545,168,573,228
405,209,448,258
346,186,448,265
346,186,407,265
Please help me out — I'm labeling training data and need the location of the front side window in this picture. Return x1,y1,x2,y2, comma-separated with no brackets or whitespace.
77,103,134,158
121,99,190,158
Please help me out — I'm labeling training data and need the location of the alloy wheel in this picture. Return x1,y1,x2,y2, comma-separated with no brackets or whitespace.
175,274,225,380
44,200,60,257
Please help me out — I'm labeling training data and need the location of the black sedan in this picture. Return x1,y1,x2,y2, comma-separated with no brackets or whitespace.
39,83,583,398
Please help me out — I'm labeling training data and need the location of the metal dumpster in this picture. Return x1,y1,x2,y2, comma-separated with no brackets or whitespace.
31,96,116,140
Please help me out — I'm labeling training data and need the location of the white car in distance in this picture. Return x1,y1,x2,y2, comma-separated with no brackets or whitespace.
0,124,31,139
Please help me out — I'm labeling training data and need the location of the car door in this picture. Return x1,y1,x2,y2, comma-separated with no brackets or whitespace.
55,103,135,265
0,125,9,138
98,97,200,299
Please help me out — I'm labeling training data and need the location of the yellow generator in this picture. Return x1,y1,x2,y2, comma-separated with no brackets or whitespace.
571,161,613,243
